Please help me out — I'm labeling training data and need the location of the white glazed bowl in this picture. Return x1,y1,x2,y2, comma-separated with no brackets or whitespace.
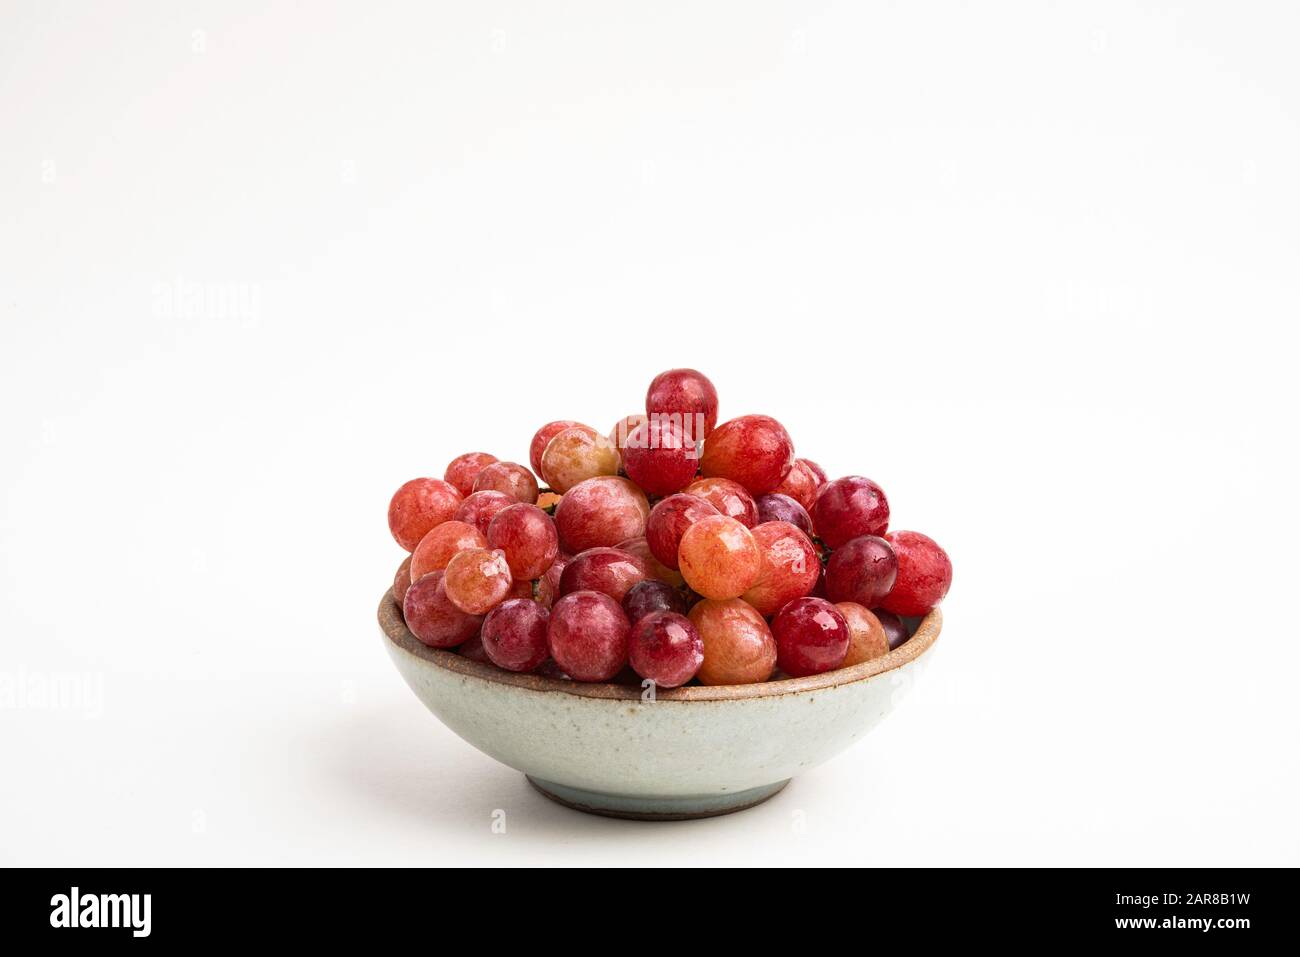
378,590,941,820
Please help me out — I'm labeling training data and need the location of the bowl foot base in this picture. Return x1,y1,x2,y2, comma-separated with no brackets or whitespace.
526,776,789,821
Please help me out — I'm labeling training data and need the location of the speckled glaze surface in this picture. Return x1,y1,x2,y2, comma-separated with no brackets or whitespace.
378,591,941,819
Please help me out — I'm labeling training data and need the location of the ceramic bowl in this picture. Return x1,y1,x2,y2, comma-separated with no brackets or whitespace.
378,590,941,820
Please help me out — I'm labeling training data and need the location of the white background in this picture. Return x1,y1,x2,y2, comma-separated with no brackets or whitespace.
2,1,1297,866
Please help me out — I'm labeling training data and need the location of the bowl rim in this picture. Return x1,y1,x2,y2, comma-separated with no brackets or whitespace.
379,589,941,702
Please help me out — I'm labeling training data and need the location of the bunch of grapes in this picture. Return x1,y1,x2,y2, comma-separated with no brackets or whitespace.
387,369,952,688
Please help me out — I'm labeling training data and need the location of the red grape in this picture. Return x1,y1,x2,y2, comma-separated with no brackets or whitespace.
393,556,413,606
621,418,699,496
678,514,762,600
403,571,483,648
689,599,776,685
801,458,828,486
486,503,559,580
879,530,952,616
444,452,498,498
628,611,703,688
836,602,890,666
622,579,687,624
553,476,650,553
540,426,620,493
481,598,551,672
388,478,463,552
810,476,890,548
454,489,516,536
645,493,719,569
825,534,897,607
699,415,794,495
754,492,813,537
645,368,719,440
741,521,820,616
473,461,539,504
772,458,824,513
547,590,630,682
529,420,590,477
684,477,758,527
872,608,910,650
559,547,650,603
443,547,513,615
410,520,488,581
771,597,850,678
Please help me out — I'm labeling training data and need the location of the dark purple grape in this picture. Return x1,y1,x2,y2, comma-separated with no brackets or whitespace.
755,492,813,536
872,608,910,650
622,579,686,625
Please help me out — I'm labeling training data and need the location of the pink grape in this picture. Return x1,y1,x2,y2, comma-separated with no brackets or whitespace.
553,476,650,553
443,548,513,615
836,602,890,666
547,590,630,682
481,598,551,672
621,418,699,496
645,493,720,570
410,520,488,581
628,611,704,688
444,452,498,498
616,535,685,587
388,478,463,552
645,368,719,439
486,503,559,580
454,490,517,536
810,476,890,548
689,599,776,685
403,571,483,648
741,521,821,616
540,426,620,493
699,415,795,495
771,597,850,678
678,514,762,601
825,534,897,607
529,420,590,477
684,477,758,527
473,461,539,504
